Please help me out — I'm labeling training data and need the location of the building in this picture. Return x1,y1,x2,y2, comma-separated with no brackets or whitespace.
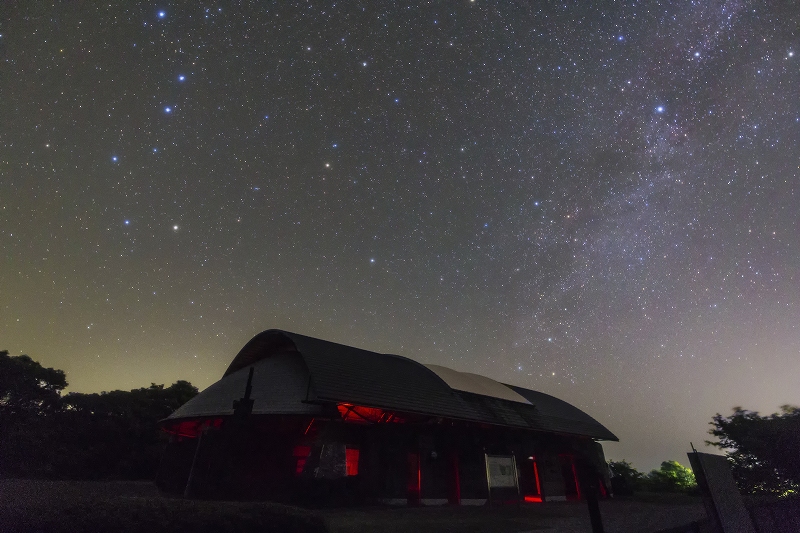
156,329,617,505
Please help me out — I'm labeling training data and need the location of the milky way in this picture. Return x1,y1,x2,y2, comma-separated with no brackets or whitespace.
2,1,798,469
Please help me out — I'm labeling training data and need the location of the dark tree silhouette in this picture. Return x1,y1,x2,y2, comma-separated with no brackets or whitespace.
608,460,643,495
0,350,198,480
0,350,67,420
707,406,800,495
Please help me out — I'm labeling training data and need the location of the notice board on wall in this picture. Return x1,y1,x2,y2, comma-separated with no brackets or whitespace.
485,454,518,489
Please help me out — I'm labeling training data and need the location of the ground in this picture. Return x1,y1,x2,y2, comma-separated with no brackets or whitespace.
0,479,707,533
322,495,708,533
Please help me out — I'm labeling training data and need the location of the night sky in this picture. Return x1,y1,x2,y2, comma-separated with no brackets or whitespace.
2,1,799,470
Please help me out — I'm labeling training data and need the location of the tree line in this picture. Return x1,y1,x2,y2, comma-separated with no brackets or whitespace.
1,349,798,495
608,405,800,496
0,350,197,479
608,460,697,494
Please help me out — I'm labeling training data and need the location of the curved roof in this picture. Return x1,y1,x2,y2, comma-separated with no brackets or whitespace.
169,352,321,419
168,329,617,441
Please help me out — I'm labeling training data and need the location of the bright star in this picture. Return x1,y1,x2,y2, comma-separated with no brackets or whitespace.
370,258,375,263
124,220,130,225
111,156,118,162
164,106,172,113
694,52,700,57
158,11,166,18
173,225,179,231
362,61,367,67
178,75,185,81
656,106,665,113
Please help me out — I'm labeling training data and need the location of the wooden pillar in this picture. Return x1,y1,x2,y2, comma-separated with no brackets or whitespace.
448,449,461,505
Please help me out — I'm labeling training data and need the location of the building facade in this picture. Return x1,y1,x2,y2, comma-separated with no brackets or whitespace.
157,329,617,505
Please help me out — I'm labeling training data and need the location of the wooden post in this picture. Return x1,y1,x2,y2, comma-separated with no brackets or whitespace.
183,427,206,498
577,455,604,533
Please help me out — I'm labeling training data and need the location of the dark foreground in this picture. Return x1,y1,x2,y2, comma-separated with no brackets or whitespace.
0,480,707,533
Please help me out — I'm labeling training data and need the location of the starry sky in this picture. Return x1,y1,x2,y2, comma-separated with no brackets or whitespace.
2,1,799,471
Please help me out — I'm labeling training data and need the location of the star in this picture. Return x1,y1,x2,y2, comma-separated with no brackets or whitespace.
655,106,665,113
164,106,172,113
111,156,118,162
178,75,186,82
173,225,179,231
157,11,166,19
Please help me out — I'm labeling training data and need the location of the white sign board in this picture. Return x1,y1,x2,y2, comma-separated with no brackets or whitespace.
486,455,518,488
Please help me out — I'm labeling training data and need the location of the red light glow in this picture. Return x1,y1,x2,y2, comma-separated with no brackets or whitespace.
337,403,404,424
293,445,311,476
346,448,359,476
161,417,223,438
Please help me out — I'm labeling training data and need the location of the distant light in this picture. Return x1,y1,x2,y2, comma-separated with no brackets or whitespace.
694,52,700,57
656,106,665,113
362,61,367,67
124,220,130,225
370,258,375,263
789,51,795,57
111,155,118,162
178,75,185,81
173,225,179,231
617,35,624,41
158,11,166,19
164,106,172,113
